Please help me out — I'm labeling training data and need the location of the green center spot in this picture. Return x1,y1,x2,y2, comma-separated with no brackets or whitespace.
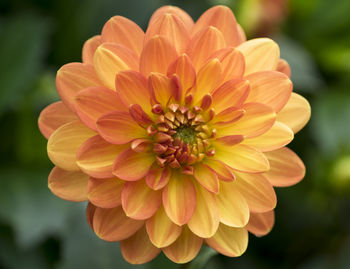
175,126,197,144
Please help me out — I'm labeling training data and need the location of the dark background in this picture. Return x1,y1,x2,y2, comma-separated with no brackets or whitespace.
1,0,350,268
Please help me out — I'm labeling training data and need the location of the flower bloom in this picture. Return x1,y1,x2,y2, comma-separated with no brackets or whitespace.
38,5,311,264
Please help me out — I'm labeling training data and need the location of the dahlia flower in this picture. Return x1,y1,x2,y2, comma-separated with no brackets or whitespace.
38,5,311,264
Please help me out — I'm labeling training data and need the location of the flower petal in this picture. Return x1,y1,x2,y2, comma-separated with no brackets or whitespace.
113,149,154,181
75,86,126,130
140,36,178,77
101,16,144,56
193,164,219,193
214,142,270,173
94,43,139,89
56,63,101,112
206,224,248,257
120,226,160,264
216,181,249,227
47,121,95,171
48,166,89,202
237,38,280,75
204,159,235,182
162,226,203,264
216,103,276,138
77,135,127,178
122,180,162,220
188,183,219,238
87,177,124,208
187,26,226,71
145,13,190,53
234,171,277,213
146,206,182,248
245,71,292,112
277,59,291,77
146,167,171,190
264,147,305,187
38,101,78,139
246,211,275,237
211,79,250,113
149,6,194,31
162,173,196,225
242,121,294,152
96,111,146,145
277,92,311,134
149,73,178,107
92,206,144,241
82,35,102,65
86,202,96,230
237,24,246,44
167,54,196,94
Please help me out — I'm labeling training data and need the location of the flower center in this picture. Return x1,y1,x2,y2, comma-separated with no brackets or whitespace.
147,102,217,169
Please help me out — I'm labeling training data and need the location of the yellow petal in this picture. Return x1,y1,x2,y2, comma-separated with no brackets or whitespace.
188,183,219,238
162,226,203,264
237,38,280,76
82,35,102,65
48,166,89,202
246,210,275,237
193,164,219,193
120,226,160,264
47,121,95,171
146,206,182,248
206,224,248,257
216,181,249,227
263,147,305,187
94,43,139,89
277,92,311,134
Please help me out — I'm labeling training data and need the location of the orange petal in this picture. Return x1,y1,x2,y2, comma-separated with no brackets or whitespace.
75,86,126,130
162,226,203,264
204,159,235,182
193,164,219,193
277,92,311,134
167,54,196,94
56,63,101,112
216,103,276,138
237,38,280,75
145,13,190,53
101,16,144,56
277,59,291,77
216,181,249,227
214,143,270,173
86,202,96,229
146,206,182,248
149,6,194,31
242,121,294,152
149,73,178,107
162,173,196,225
206,224,248,257
87,177,124,208
48,166,89,202
187,26,226,71
234,171,277,213
212,107,245,125
140,35,178,77
77,135,127,178
113,149,154,181
96,111,146,144
194,58,222,103
38,101,78,139
94,43,139,89
237,24,247,44
122,180,162,220
210,48,245,83
211,79,250,113
93,206,144,241
115,70,152,113
146,167,171,190
188,183,219,238
120,226,160,264
192,6,241,47
82,35,102,65
263,147,305,187
245,71,292,112
246,210,275,237
47,121,95,171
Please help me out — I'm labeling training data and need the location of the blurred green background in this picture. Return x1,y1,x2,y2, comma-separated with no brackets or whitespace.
1,0,350,268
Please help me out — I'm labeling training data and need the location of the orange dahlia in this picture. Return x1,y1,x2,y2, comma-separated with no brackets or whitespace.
38,5,311,264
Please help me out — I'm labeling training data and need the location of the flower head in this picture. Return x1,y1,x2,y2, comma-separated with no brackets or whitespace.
38,5,310,264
